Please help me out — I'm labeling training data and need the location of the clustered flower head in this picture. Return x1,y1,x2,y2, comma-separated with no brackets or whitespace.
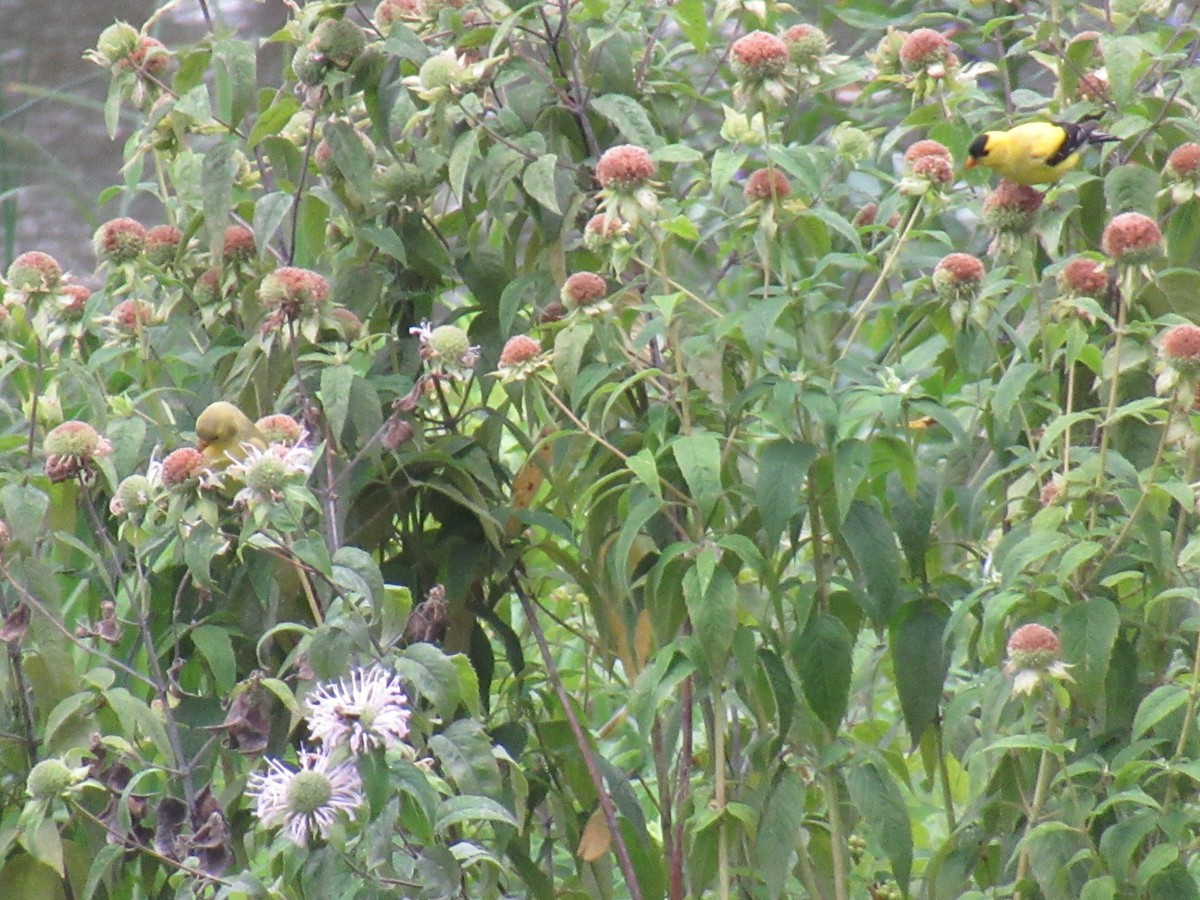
146,225,184,267
1156,321,1200,381
1004,623,1072,696
897,28,959,100
56,285,91,322
374,0,420,34
223,225,256,264
160,447,211,489
226,441,315,508
561,271,610,315
1164,143,1200,205
107,299,157,336
305,666,412,755
110,473,154,520
26,758,87,802
495,334,550,382
899,140,954,196
247,747,363,847
256,414,303,445
783,24,829,70
7,251,63,298
743,168,791,203
1102,212,1163,268
981,180,1044,253
595,144,659,224
932,253,985,304
259,267,331,324
43,421,112,483
1057,257,1109,299
729,31,790,106
410,321,480,370
94,218,148,265
583,213,627,251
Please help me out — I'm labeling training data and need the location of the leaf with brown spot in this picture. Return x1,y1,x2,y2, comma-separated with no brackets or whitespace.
0,602,29,644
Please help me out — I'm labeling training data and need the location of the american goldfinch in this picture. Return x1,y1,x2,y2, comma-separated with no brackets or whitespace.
965,121,1119,185
195,401,266,467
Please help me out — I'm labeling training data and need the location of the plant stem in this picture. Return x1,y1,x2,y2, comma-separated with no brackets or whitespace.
509,576,643,900
713,683,730,900
836,197,922,358
1089,284,1128,530
935,717,958,834
1014,698,1058,899
822,770,849,900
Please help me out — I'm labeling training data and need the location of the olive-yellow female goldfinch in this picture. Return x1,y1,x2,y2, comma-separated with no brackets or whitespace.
195,401,266,467
966,121,1119,185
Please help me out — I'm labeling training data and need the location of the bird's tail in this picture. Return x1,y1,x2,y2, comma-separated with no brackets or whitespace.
1078,120,1119,146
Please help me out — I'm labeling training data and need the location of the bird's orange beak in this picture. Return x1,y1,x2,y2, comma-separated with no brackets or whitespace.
196,438,210,450
964,158,977,170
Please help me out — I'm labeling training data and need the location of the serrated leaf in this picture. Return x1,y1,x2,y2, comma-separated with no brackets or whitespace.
846,758,914,890
1105,164,1159,216
757,440,815,547
671,0,708,52
671,431,722,522
190,625,236,694
684,564,736,675
1132,683,1187,740
890,600,948,746
1061,598,1119,710
792,613,852,732
839,500,902,627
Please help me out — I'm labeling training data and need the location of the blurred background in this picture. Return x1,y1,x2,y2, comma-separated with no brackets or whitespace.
1,0,287,275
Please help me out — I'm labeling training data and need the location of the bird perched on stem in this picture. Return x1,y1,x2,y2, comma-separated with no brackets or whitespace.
965,120,1120,185
195,401,266,468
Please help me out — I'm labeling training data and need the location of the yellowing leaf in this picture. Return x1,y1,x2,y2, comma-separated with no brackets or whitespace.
576,807,611,861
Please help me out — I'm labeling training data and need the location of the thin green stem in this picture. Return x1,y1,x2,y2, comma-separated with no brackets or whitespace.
836,197,922,359
1089,286,1129,529
1014,698,1059,899
1164,625,1200,810
934,718,958,834
822,770,849,900
713,684,730,900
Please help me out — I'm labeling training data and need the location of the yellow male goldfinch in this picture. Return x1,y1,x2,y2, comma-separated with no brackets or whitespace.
965,121,1119,185
195,401,266,467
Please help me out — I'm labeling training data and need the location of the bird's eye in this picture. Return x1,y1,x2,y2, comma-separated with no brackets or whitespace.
968,134,989,159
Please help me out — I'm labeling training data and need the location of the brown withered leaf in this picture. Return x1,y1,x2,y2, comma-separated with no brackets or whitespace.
403,584,448,645
205,682,272,755
0,602,30,644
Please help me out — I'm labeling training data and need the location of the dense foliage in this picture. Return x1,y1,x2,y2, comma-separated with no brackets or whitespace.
4,0,1200,897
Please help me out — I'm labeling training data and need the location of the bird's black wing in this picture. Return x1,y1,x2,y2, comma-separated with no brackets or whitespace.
1046,121,1118,166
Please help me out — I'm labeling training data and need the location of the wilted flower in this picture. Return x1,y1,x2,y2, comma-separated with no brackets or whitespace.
1160,323,1200,374
744,168,791,202
374,0,420,33
226,441,315,507
409,321,480,369
306,665,412,755
111,473,155,519
495,334,550,381
27,758,86,801
1101,212,1163,267
561,272,609,314
1057,257,1108,299
308,19,366,71
1004,623,1072,696
899,140,954,196
783,24,829,69
57,284,92,321
1164,143,1200,205
247,747,363,847
160,447,212,489
897,28,959,99
223,225,256,264
595,145,656,192
932,253,985,303
259,267,331,322
106,299,157,336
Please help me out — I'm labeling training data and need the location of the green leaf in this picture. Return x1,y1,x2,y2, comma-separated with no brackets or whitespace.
522,153,561,214
792,613,852,733
200,140,237,257
190,625,236,694
887,470,936,582
325,120,373,200
320,365,355,445
435,795,518,832
890,600,948,746
1132,683,1188,740
671,0,709,52
684,564,736,676
1105,164,1159,216
251,192,293,257
757,440,815,547
1060,598,1119,711
448,129,480,201
671,431,722,523
833,438,870,523
395,642,462,720
839,500,902,627
213,37,256,127
0,484,48,550
428,719,501,796
592,94,660,149
756,769,805,899
845,758,914,890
